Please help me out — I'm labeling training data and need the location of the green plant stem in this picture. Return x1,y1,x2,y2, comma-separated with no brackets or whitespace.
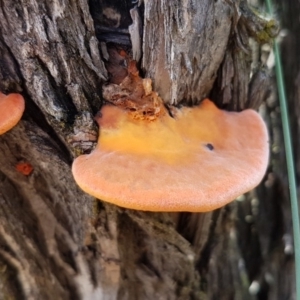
265,0,300,297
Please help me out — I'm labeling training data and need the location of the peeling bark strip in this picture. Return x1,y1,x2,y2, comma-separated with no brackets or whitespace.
129,6,143,62
0,0,294,299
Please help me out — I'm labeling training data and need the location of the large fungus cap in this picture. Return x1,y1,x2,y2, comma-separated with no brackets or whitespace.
72,99,269,212
0,92,25,135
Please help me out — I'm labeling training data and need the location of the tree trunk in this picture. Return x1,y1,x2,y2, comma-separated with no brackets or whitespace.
0,0,297,299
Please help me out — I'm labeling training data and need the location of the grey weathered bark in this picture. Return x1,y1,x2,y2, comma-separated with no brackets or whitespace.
0,0,298,299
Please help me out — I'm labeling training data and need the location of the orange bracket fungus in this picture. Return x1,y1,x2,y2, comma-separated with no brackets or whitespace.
0,92,25,135
72,66,269,212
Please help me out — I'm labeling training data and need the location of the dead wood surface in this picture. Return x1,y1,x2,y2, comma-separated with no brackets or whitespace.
0,0,298,299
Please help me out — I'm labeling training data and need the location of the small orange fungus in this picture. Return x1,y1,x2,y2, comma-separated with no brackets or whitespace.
72,99,269,212
15,162,33,176
0,92,25,135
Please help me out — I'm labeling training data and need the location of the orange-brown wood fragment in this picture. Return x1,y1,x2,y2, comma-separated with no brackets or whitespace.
103,60,167,121
16,162,33,176
104,48,129,84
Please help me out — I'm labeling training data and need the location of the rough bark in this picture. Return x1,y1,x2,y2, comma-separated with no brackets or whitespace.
0,0,297,299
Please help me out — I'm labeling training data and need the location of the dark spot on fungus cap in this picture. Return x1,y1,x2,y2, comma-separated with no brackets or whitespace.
72,99,269,212
0,92,25,135
206,143,214,151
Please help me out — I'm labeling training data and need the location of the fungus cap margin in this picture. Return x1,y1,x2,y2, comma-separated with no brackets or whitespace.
0,92,25,135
